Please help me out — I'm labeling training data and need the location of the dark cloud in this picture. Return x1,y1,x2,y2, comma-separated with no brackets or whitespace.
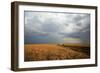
24,11,90,44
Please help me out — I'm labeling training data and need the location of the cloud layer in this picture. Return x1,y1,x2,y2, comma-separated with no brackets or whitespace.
24,11,90,44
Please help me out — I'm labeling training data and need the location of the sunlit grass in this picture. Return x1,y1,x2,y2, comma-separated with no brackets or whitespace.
24,44,90,61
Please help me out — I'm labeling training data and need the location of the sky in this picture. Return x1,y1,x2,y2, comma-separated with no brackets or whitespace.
24,11,90,45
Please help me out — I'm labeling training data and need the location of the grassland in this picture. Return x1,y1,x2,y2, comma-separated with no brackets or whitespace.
24,44,90,61
58,44,90,56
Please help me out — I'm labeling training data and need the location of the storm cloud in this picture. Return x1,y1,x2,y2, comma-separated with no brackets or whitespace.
24,11,90,44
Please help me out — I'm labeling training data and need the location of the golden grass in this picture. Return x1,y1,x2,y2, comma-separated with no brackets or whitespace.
24,44,90,61
59,44,90,56
58,44,90,47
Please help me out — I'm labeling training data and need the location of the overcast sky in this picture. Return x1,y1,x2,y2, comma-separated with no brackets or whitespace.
24,11,90,44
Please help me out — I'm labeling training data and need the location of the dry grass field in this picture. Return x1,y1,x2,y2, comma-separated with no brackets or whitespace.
58,44,90,56
24,44,90,61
